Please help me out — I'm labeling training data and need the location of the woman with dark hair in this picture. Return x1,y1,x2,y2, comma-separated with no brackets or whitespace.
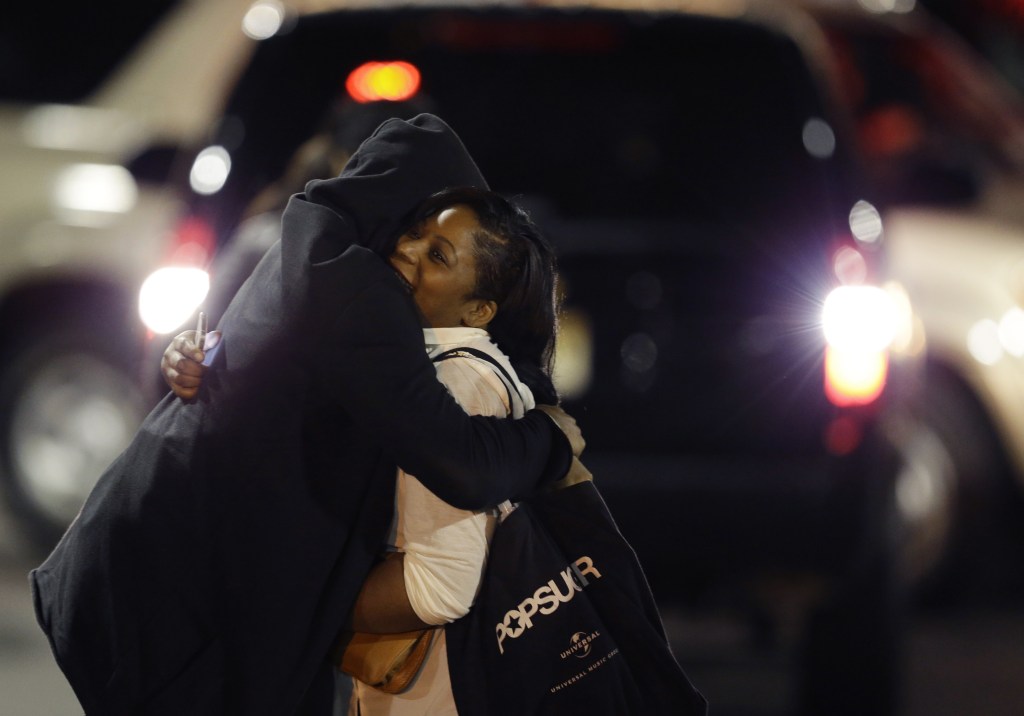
400,186,560,403
344,186,569,714
162,185,584,715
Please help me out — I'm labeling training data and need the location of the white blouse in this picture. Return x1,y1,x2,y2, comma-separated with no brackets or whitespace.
398,326,534,624
353,327,535,716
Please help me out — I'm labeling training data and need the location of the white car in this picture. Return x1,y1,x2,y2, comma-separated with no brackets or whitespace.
804,0,1024,589
0,0,262,547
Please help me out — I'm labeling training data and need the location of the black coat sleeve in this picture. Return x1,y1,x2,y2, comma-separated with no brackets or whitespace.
282,114,571,509
322,246,570,509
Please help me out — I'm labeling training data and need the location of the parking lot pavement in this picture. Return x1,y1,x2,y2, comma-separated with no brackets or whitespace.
663,603,1024,716
2,499,1024,716
904,607,1024,716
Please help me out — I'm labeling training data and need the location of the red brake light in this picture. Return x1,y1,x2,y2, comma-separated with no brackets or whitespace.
169,216,215,267
346,61,421,103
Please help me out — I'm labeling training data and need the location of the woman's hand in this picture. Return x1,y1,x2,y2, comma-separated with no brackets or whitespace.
535,404,585,457
161,330,207,400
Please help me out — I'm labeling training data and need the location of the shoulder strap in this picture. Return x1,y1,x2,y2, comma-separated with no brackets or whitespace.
433,347,522,520
431,347,520,413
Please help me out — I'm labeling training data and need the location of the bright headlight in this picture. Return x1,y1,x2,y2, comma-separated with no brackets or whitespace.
138,267,210,334
822,285,898,352
822,285,900,408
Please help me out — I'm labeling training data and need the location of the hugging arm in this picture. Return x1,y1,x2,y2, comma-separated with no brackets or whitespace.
321,246,574,509
159,248,577,509
294,116,578,506
347,553,429,633
163,114,578,506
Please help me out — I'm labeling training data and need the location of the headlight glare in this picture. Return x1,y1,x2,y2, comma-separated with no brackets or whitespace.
138,267,210,334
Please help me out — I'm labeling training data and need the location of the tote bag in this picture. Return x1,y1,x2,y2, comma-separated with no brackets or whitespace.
446,480,707,716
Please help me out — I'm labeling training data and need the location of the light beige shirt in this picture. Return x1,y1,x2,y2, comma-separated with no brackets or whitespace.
353,327,534,716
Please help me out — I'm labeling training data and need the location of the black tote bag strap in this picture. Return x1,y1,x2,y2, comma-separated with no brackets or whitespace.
431,347,520,412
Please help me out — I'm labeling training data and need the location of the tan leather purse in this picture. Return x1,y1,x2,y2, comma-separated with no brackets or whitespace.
334,628,437,694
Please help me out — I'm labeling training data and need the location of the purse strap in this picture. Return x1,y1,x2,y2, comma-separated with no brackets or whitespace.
432,346,522,520
431,346,522,413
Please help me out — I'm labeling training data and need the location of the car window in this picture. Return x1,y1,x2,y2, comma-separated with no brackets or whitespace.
200,9,858,250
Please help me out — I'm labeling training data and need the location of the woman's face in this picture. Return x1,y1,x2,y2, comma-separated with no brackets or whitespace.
389,204,495,328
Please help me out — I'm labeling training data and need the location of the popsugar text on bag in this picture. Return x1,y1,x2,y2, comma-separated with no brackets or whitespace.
495,556,602,654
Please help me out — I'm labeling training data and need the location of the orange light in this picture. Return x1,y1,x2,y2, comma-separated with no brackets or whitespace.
824,344,888,407
346,61,421,103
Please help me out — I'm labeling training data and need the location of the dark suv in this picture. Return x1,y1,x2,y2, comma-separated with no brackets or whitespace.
177,4,933,714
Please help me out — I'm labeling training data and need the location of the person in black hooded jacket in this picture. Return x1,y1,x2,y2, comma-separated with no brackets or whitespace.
30,114,580,716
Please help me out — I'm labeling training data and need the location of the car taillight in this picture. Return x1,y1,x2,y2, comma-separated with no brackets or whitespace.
138,216,214,334
346,61,421,103
821,284,897,407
